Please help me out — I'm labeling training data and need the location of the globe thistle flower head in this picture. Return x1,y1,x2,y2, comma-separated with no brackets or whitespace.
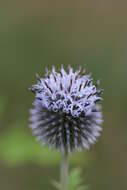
30,65,103,153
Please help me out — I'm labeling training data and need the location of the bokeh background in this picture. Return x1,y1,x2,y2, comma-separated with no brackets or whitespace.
0,1,127,190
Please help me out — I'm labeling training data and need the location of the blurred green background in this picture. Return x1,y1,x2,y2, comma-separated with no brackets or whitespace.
0,1,127,190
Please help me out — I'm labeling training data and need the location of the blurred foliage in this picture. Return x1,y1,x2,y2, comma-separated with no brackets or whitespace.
52,168,87,190
0,1,127,190
0,121,88,166
0,96,7,126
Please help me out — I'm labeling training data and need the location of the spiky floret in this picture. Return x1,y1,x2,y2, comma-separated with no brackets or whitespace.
29,66,103,153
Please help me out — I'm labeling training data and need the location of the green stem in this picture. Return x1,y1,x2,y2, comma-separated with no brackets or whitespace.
61,152,69,190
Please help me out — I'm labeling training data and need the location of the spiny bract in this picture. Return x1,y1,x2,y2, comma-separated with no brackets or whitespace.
29,66,103,153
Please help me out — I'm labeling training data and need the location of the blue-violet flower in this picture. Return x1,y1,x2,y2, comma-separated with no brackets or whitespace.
29,66,103,153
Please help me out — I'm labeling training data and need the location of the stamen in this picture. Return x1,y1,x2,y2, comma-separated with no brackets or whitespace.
84,80,88,88
92,86,96,90
60,83,63,90
97,89,104,95
96,80,100,86
87,93,92,99
79,83,82,91
47,75,50,79
59,71,63,78
82,68,86,75
87,80,93,86
35,73,41,81
68,78,72,92
29,87,35,93
92,92,97,96
68,65,73,74
75,66,82,80
53,74,57,82
44,81,53,93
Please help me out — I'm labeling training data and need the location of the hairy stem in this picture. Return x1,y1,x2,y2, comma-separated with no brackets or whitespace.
61,152,69,190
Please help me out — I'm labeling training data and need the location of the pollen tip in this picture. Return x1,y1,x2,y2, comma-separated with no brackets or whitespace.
35,73,41,80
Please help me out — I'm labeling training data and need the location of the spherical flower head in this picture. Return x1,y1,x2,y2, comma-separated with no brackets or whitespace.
29,66,103,153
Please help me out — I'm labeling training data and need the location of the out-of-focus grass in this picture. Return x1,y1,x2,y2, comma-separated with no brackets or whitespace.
0,96,6,126
0,121,88,166
0,1,127,190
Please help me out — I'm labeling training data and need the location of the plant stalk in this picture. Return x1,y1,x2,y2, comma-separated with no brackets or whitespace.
61,151,69,190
